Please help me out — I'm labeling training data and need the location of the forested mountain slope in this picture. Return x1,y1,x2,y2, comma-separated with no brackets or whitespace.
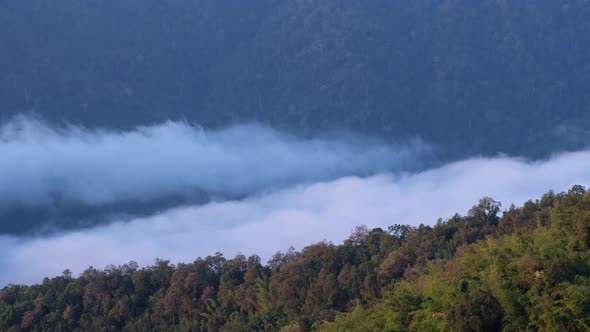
2,1,590,157
2,186,589,331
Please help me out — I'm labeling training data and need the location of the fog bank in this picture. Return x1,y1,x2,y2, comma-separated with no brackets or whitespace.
0,116,426,207
2,150,590,285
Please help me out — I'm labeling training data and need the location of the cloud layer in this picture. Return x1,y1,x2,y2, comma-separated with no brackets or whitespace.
2,150,590,285
0,116,425,207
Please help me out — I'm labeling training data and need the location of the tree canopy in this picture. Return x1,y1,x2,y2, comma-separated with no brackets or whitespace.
2,187,590,331
2,1,590,158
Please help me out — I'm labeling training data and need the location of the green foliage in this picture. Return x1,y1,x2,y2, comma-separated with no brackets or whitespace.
323,186,590,332
2,186,590,331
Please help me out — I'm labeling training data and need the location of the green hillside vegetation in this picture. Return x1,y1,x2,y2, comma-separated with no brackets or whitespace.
2,185,590,331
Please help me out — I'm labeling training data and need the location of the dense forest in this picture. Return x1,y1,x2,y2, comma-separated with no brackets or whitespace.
2,0,590,157
2,1,590,330
2,186,589,331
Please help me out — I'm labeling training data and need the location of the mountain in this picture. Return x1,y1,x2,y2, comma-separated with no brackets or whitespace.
2,3,590,329
1,186,589,331
2,1,590,158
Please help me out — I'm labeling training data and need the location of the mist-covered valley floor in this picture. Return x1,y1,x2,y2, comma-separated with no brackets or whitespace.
2,116,590,286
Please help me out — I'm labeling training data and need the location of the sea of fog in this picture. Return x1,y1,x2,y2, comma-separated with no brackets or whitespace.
1,116,590,285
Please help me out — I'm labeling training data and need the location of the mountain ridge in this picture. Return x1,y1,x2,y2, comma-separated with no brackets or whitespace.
2,1,590,158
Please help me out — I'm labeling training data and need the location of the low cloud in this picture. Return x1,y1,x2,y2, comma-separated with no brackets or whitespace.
0,116,425,207
0,116,428,234
2,150,590,285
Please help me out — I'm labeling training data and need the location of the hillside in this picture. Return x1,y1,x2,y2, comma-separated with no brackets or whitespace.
1,186,589,331
2,1,590,157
